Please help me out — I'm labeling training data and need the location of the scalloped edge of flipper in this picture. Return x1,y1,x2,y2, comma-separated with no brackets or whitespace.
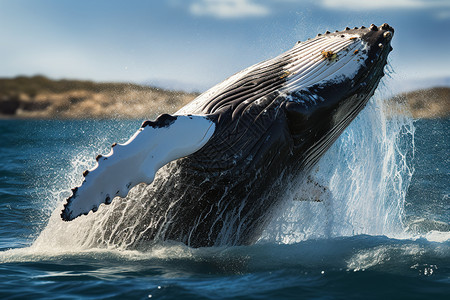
61,114,215,221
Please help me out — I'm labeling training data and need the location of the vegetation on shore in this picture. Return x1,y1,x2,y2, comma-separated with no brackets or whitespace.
0,75,448,119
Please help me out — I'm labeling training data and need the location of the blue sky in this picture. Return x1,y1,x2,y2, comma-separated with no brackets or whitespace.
1,0,449,92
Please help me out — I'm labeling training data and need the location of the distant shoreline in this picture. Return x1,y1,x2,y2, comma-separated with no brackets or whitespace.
0,75,198,120
387,87,450,119
1,76,448,120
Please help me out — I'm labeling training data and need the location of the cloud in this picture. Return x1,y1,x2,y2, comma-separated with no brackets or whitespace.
190,0,270,19
436,10,450,20
319,0,450,10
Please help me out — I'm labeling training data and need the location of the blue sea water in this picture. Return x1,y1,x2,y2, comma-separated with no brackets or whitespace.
0,106,449,299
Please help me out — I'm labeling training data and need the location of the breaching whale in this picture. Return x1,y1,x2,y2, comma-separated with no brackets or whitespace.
61,24,394,247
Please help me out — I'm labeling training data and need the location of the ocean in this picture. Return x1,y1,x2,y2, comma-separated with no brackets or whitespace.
0,98,449,299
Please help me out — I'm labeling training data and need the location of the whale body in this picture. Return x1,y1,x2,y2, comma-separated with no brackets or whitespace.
61,24,395,248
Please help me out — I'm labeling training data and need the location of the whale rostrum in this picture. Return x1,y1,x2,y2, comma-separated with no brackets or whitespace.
61,24,394,247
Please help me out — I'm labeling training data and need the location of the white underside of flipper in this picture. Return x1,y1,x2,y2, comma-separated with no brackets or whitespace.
61,115,215,221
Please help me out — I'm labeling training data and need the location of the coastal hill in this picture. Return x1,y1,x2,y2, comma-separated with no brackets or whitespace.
0,75,198,119
1,76,449,119
389,87,450,119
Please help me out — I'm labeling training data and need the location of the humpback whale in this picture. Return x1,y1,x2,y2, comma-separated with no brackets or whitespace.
61,24,394,247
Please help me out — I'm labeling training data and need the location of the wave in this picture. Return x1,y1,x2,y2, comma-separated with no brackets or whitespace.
2,235,449,278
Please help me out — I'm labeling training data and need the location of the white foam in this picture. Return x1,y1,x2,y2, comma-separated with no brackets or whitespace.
346,244,423,272
423,231,450,243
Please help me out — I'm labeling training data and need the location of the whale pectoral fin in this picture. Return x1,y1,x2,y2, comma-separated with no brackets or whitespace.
61,114,216,221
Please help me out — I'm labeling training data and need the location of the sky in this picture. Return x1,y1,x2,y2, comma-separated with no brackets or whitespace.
1,0,450,92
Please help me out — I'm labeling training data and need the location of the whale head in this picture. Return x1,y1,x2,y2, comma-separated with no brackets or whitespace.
176,24,394,171
283,24,395,169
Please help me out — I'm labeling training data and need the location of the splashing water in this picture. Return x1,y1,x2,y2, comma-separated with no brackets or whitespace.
30,89,415,252
261,90,415,243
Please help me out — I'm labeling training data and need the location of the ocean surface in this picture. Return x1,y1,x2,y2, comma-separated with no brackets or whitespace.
0,99,449,299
